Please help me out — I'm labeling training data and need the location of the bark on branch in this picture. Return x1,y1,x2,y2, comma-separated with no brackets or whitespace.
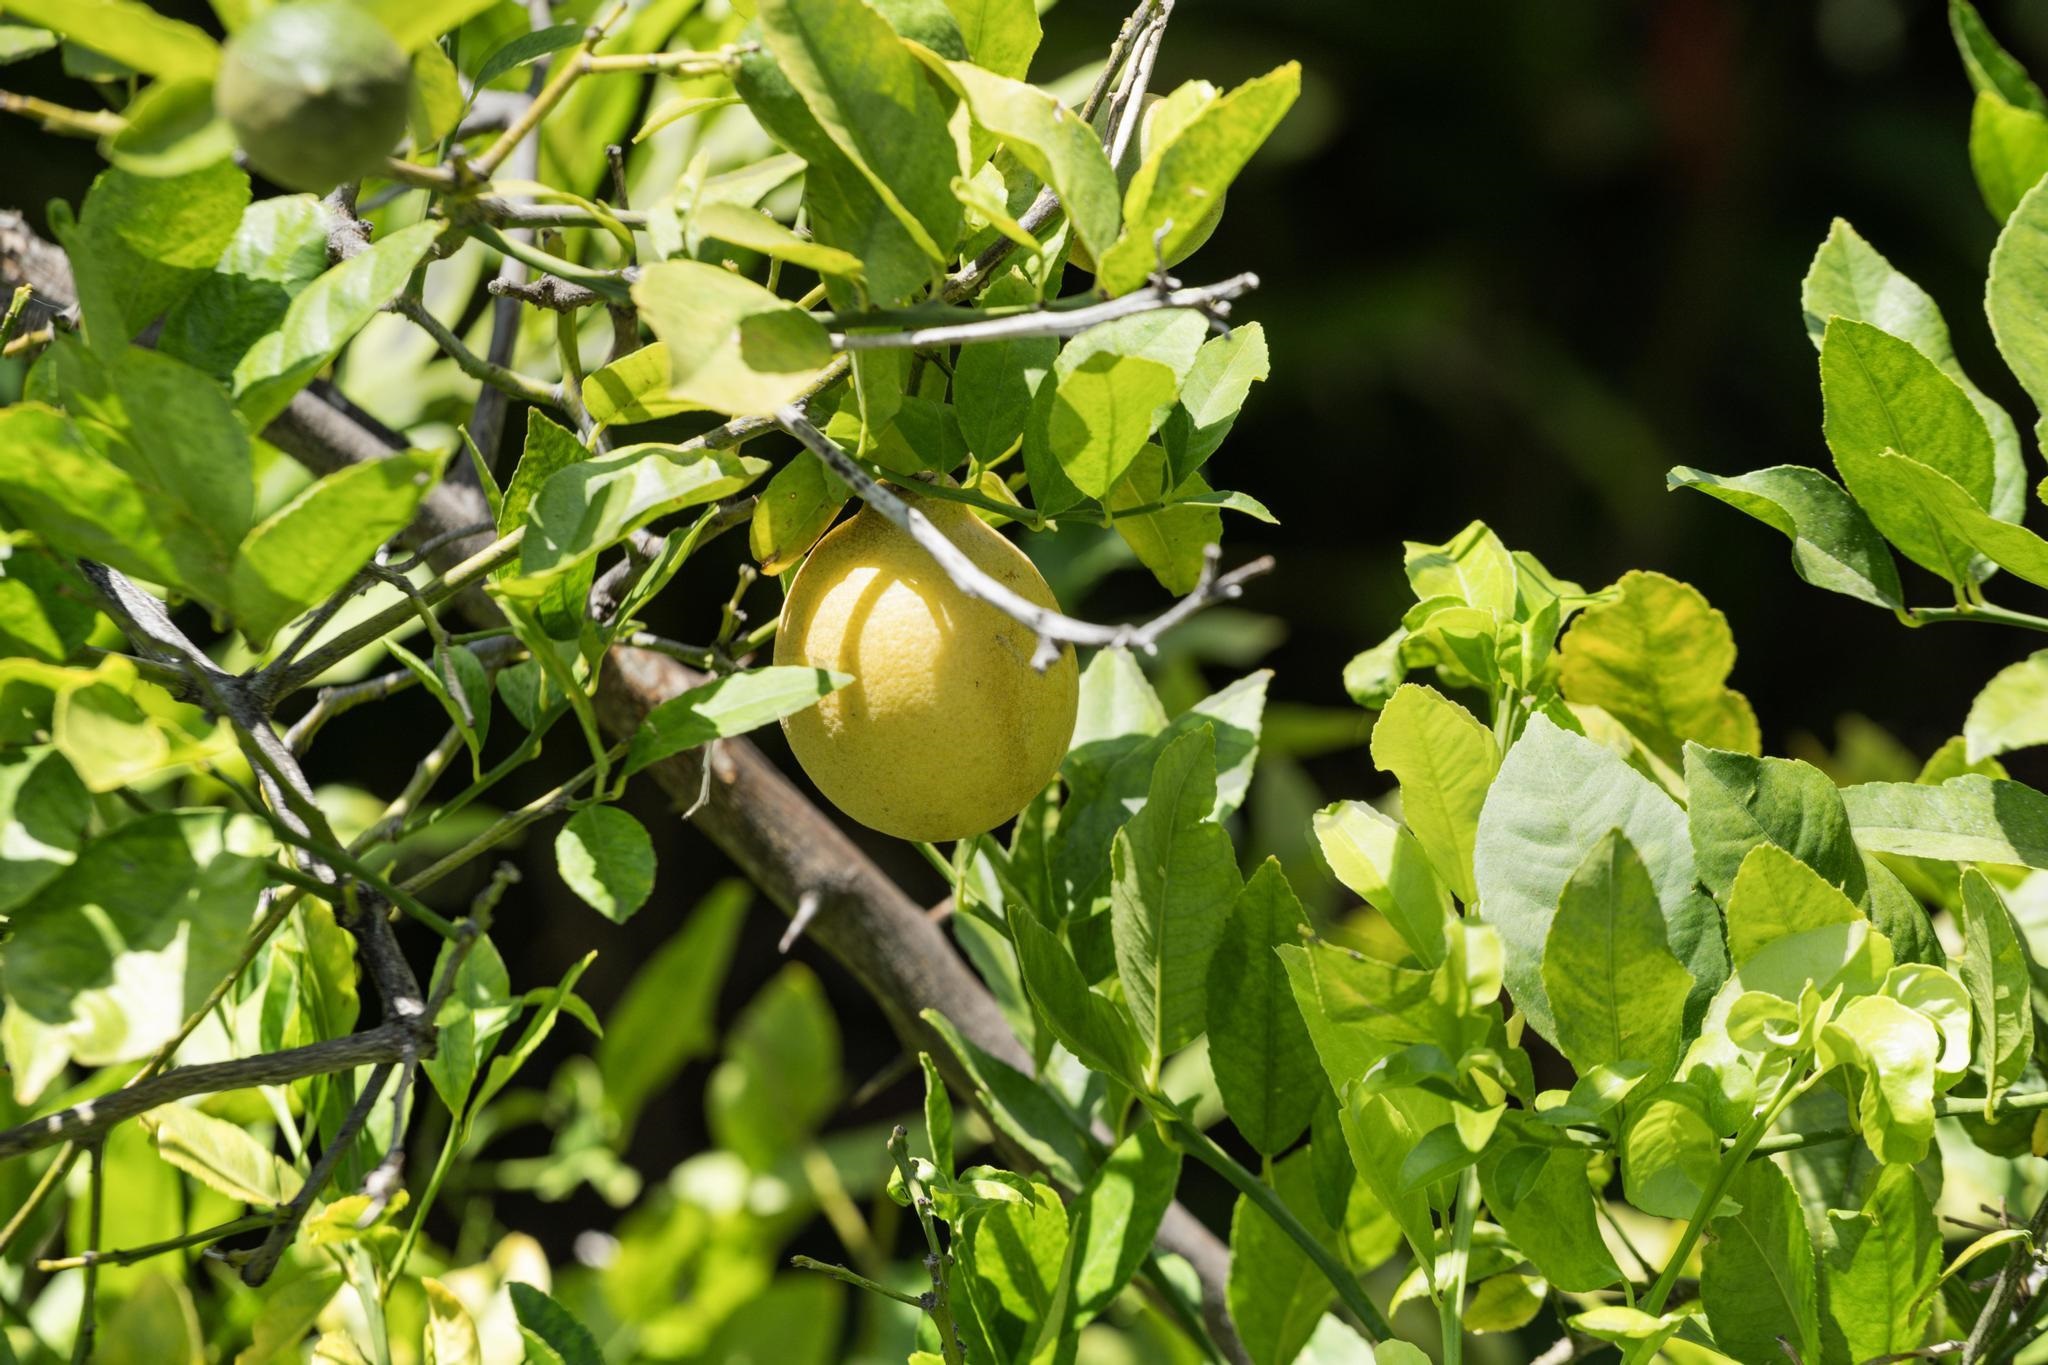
0,1026,416,1161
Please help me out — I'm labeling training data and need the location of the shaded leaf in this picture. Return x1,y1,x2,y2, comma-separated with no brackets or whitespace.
1207,858,1321,1155
555,805,654,923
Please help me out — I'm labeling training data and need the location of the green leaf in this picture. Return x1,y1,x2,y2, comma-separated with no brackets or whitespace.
1820,993,1941,1163
1558,571,1759,768
1987,174,2048,416
956,267,1055,461
1800,217,2023,509
0,25,57,63
1478,1142,1622,1293
1723,843,1863,968
707,963,841,1169
506,1284,602,1365
1966,650,2048,762
1207,858,1322,1155
1011,912,1147,1089
0,811,267,1102
512,442,769,589
1619,1083,1721,1218
1095,65,1300,296
1958,868,2035,1114
1107,442,1222,594
1819,1163,1940,1363
624,667,850,775
472,21,582,91
1819,317,1999,584
690,201,865,281
734,48,940,306
1474,715,1724,1047
1069,1125,1179,1319
420,934,512,1120
1952,0,2046,113
1699,1157,1820,1365
159,195,333,379
1368,683,1498,905
1842,775,2048,867
232,219,443,427
1542,831,1692,1079
384,637,490,771
919,1050,954,1180
0,403,177,587
956,1176,1070,1365
1227,1149,1339,1365
0,747,90,914
1057,666,1267,915
357,0,501,54
421,1278,482,1365
1,0,216,80
1161,322,1269,485
0,544,94,664
598,881,749,1137
630,260,836,416
1864,448,2048,590
474,948,595,1121
1278,939,1446,1087
581,343,704,426
1683,745,1867,904
941,0,1037,78
56,344,254,599
1110,724,1242,1070
750,452,849,575
1972,89,2048,222
147,1102,301,1205
104,76,235,177
1311,799,1451,967
1026,310,1209,505
498,410,586,538
240,1272,343,1365
752,0,961,267
913,49,1121,262
1334,1085,1439,1279
1667,464,1903,610
407,40,464,149
922,1007,1098,1189
230,447,447,647
554,805,655,924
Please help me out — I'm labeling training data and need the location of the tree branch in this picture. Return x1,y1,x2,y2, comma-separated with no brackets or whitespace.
0,1026,416,1161
774,405,1273,668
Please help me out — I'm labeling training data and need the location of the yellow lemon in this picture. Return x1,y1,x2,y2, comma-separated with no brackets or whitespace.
775,496,1079,841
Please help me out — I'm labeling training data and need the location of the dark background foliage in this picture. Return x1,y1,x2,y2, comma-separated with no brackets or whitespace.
6,0,2041,1321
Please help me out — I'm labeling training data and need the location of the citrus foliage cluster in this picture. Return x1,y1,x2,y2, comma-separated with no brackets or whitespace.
2,0,2048,1363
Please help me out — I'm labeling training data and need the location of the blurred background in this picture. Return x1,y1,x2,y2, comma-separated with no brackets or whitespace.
6,0,2044,1356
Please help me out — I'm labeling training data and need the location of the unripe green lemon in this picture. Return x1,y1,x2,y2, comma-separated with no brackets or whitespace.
775,497,1079,842
215,0,410,194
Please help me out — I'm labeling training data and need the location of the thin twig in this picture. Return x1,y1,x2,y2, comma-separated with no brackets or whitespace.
37,1213,282,1272
392,296,561,408
240,1063,397,1286
889,1126,966,1365
1965,1191,2048,1362
262,529,526,699
828,272,1254,350
70,1143,102,1365
775,406,1274,668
